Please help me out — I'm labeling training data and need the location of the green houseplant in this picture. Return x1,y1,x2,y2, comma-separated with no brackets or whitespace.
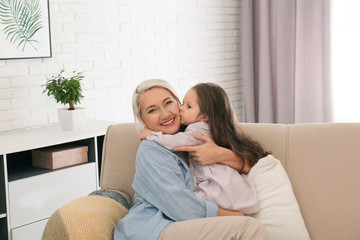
43,70,86,130
43,69,84,110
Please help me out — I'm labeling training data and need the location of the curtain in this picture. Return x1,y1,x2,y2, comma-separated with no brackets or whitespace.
241,0,333,123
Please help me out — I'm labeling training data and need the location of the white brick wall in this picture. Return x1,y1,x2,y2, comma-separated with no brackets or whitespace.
0,0,243,133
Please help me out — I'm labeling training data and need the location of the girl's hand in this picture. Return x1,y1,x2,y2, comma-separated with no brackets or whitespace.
139,128,152,140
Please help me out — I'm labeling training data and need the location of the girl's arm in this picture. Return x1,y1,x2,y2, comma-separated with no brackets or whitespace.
145,122,207,150
174,134,251,174
139,128,153,140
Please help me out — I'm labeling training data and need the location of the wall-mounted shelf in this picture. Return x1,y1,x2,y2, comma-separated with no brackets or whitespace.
0,120,116,240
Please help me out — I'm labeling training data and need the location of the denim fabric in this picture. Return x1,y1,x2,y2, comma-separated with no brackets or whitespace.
114,140,218,240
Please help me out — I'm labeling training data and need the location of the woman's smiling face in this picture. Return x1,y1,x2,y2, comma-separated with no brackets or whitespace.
139,87,181,134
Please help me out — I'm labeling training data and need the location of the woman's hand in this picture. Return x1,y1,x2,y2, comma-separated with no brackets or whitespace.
174,134,250,174
217,208,244,216
139,128,152,140
174,134,219,165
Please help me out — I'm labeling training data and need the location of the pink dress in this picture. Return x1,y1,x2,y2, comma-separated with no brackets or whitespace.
146,121,259,214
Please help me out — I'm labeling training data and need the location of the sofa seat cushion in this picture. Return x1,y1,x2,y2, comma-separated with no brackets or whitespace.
248,155,310,240
42,195,128,240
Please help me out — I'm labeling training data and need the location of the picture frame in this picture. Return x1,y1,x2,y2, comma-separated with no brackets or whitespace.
0,0,52,60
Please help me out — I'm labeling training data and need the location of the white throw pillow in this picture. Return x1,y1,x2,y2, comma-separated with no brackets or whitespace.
248,155,311,240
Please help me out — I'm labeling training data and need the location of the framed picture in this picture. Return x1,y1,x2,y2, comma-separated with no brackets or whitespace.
0,0,52,60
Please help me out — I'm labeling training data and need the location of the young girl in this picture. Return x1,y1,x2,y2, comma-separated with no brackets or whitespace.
140,82,270,214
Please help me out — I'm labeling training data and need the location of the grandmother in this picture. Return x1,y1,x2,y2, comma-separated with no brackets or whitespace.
114,79,268,240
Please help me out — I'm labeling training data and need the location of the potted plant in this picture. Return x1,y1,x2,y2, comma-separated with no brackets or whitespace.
43,69,86,131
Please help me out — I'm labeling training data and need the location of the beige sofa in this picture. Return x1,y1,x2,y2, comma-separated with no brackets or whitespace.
44,122,360,240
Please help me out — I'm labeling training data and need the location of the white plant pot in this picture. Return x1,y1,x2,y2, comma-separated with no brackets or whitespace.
57,107,86,131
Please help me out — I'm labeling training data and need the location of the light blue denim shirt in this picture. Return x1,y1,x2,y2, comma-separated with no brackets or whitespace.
114,140,218,240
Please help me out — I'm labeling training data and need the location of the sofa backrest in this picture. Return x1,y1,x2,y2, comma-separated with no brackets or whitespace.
100,122,360,240
240,123,288,166
243,122,360,240
286,123,360,240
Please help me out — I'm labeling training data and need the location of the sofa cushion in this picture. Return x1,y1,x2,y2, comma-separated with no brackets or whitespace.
248,154,310,240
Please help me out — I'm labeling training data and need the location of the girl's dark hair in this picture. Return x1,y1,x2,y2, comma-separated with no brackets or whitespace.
193,83,270,171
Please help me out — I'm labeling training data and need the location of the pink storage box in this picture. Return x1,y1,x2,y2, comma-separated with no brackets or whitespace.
32,145,88,169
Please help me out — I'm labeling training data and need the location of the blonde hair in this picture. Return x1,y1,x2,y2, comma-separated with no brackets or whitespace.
132,79,180,126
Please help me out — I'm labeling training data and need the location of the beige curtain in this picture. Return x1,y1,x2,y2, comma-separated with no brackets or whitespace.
241,0,333,123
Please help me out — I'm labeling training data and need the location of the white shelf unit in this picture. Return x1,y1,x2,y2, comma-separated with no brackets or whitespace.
0,120,116,240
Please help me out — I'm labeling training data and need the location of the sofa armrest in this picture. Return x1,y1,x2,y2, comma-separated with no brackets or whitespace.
100,123,140,203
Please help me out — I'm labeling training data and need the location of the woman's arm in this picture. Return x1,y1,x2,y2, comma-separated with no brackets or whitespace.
174,134,250,174
134,141,219,221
